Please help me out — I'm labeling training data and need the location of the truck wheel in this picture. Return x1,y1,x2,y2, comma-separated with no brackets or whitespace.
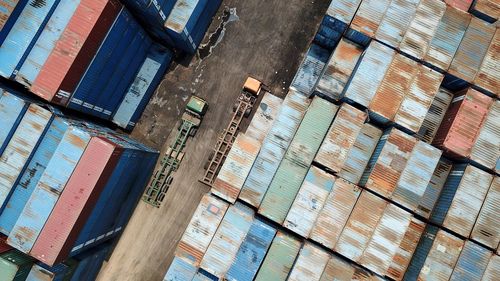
232,103,238,112
189,128,198,137
244,108,251,117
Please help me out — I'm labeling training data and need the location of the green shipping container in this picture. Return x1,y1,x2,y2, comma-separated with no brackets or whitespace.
0,250,34,281
254,231,302,281
259,96,338,224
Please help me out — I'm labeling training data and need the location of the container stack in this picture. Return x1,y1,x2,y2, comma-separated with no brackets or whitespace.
165,0,499,280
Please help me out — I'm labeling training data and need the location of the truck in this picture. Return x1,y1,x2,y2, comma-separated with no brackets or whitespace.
143,96,208,207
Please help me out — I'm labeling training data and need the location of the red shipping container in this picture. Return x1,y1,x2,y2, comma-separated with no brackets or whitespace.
433,88,493,159
29,137,122,265
444,0,474,12
30,0,122,105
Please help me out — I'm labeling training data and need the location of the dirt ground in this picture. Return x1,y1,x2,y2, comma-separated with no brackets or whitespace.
97,1,330,280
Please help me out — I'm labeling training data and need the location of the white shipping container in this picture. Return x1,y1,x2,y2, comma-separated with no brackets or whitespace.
245,93,283,143
470,100,499,170
288,242,330,281
471,177,499,249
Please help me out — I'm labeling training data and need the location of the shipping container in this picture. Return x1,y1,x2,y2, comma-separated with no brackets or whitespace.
326,0,362,25
350,0,391,37
313,15,346,51
0,0,28,43
288,242,330,281
26,262,73,281
240,89,310,208
283,167,336,238
418,88,453,144
259,97,338,224
243,93,282,143
344,41,396,107
338,123,383,185
310,178,361,249
433,88,493,159
315,104,367,173
360,128,417,199
334,190,388,262
112,44,173,130
70,242,111,281
404,227,464,281
313,38,363,102
225,218,276,281
0,248,34,281
31,0,123,103
320,254,383,280
448,17,496,83
374,0,420,48
0,91,28,155
212,134,261,203
14,0,82,88
289,44,330,96
164,256,197,281
399,0,446,60
254,231,301,281
394,64,444,134
475,28,499,96
444,0,473,12
199,202,254,278
471,100,499,170
471,177,499,249
423,6,471,71
0,0,60,78
472,0,500,22
430,164,493,238
482,254,500,281
450,240,492,280
175,194,229,267
369,54,419,124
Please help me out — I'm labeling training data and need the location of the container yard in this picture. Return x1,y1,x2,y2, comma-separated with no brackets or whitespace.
0,0,498,280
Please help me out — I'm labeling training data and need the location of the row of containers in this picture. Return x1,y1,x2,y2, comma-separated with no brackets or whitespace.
0,0,222,129
0,84,159,280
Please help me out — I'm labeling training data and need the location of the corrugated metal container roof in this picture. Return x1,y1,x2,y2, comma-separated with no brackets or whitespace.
315,103,367,173
240,89,310,208
450,240,492,280
244,93,283,143
313,38,363,102
326,0,362,24
254,231,301,281
288,242,330,281
433,88,493,159
375,0,420,48
393,141,442,218
163,256,197,281
284,166,336,238
334,190,388,262
431,164,493,238
225,218,276,281
473,0,500,21
259,97,338,224
164,0,203,34
424,6,471,71
399,0,446,60
360,128,417,199
394,64,444,134
212,134,261,203
338,123,383,185
448,17,496,83
471,100,499,170
369,54,419,124
482,254,500,281
418,88,453,144
200,202,254,278
475,28,499,96
290,44,330,96
387,217,426,281
344,41,396,107
471,177,499,249
321,254,383,280
0,91,28,154
310,178,361,249
350,0,391,37
444,0,473,12
176,194,229,267
0,0,21,31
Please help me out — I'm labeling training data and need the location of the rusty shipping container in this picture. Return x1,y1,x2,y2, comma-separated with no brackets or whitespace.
321,254,385,280
244,93,282,143
374,0,420,48
430,164,493,238
450,240,492,280
445,0,474,12
424,6,471,71
417,88,454,144
211,134,261,203
475,28,499,97
315,103,367,173
472,0,500,22
313,38,363,102
433,88,493,159
288,242,330,281
448,17,496,83
334,190,388,262
344,41,396,107
175,194,229,267
199,202,254,278
259,97,338,224
471,177,499,249
283,167,336,238
482,254,500,281
350,0,391,38
470,100,499,170
310,178,361,249
326,0,363,25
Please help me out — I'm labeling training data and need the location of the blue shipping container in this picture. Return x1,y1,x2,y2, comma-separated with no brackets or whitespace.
290,44,330,96
0,91,28,155
164,256,198,281
313,15,346,51
0,0,29,46
450,240,491,280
